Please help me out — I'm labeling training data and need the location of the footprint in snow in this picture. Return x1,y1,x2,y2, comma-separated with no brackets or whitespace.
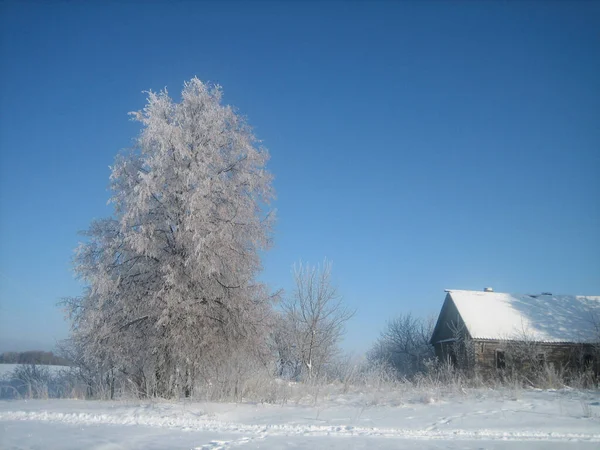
195,436,254,450
196,440,231,450
91,445,127,450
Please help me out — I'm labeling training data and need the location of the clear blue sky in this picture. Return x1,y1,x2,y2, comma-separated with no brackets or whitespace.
1,1,598,353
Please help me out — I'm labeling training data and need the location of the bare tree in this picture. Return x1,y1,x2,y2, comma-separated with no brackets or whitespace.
588,309,600,375
279,261,354,380
271,312,303,380
368,313,435,379
447,320,476,377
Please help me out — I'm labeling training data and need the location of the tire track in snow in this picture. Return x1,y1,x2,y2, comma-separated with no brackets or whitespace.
2,410,599,443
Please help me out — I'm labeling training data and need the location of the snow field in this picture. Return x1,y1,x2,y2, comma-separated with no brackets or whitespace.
1,388,599,449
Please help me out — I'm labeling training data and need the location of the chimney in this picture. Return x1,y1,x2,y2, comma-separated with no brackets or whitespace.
484,287,493,292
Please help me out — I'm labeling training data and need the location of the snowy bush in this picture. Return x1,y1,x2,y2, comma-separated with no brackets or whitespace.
0,364,88,400
367,313,435,379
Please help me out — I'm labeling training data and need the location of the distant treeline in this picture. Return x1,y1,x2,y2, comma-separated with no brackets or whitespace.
0,351,70,366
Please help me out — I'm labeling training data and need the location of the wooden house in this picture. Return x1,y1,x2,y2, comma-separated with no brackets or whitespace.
430,289,600,376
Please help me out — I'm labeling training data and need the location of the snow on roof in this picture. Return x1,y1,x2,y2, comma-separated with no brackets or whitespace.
447,290,600,343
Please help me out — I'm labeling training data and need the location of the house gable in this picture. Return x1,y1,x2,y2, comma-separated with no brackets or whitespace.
430,293,470,345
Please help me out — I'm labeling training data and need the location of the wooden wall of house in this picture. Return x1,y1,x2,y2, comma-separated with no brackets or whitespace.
434,339,598,378
472,340,598,376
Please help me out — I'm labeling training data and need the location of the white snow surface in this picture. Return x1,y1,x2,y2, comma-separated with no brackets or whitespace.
2,388,600,449
447,290,600,343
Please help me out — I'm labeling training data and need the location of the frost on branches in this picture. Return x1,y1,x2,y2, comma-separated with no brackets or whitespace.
63,79,275,398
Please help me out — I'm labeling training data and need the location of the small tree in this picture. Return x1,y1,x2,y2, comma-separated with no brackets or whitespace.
278,261,354,380
368,313,435,379
495,327,550,387
447,320,476,377
588,309,600,377
271,312,303,380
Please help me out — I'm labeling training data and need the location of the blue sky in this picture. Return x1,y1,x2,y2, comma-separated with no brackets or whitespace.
1,1,598,353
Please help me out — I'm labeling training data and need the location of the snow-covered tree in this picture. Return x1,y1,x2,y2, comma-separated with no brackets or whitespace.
63,78,275,398
368,313,435,379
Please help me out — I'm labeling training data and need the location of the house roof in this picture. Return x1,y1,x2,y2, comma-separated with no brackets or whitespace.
436,290,600,344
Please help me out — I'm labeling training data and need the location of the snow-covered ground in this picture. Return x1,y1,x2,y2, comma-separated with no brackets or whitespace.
1,388,599,449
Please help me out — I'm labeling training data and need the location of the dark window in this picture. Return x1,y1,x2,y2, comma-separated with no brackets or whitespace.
496,350,506,369
537,353,546,367
583,354,594,369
